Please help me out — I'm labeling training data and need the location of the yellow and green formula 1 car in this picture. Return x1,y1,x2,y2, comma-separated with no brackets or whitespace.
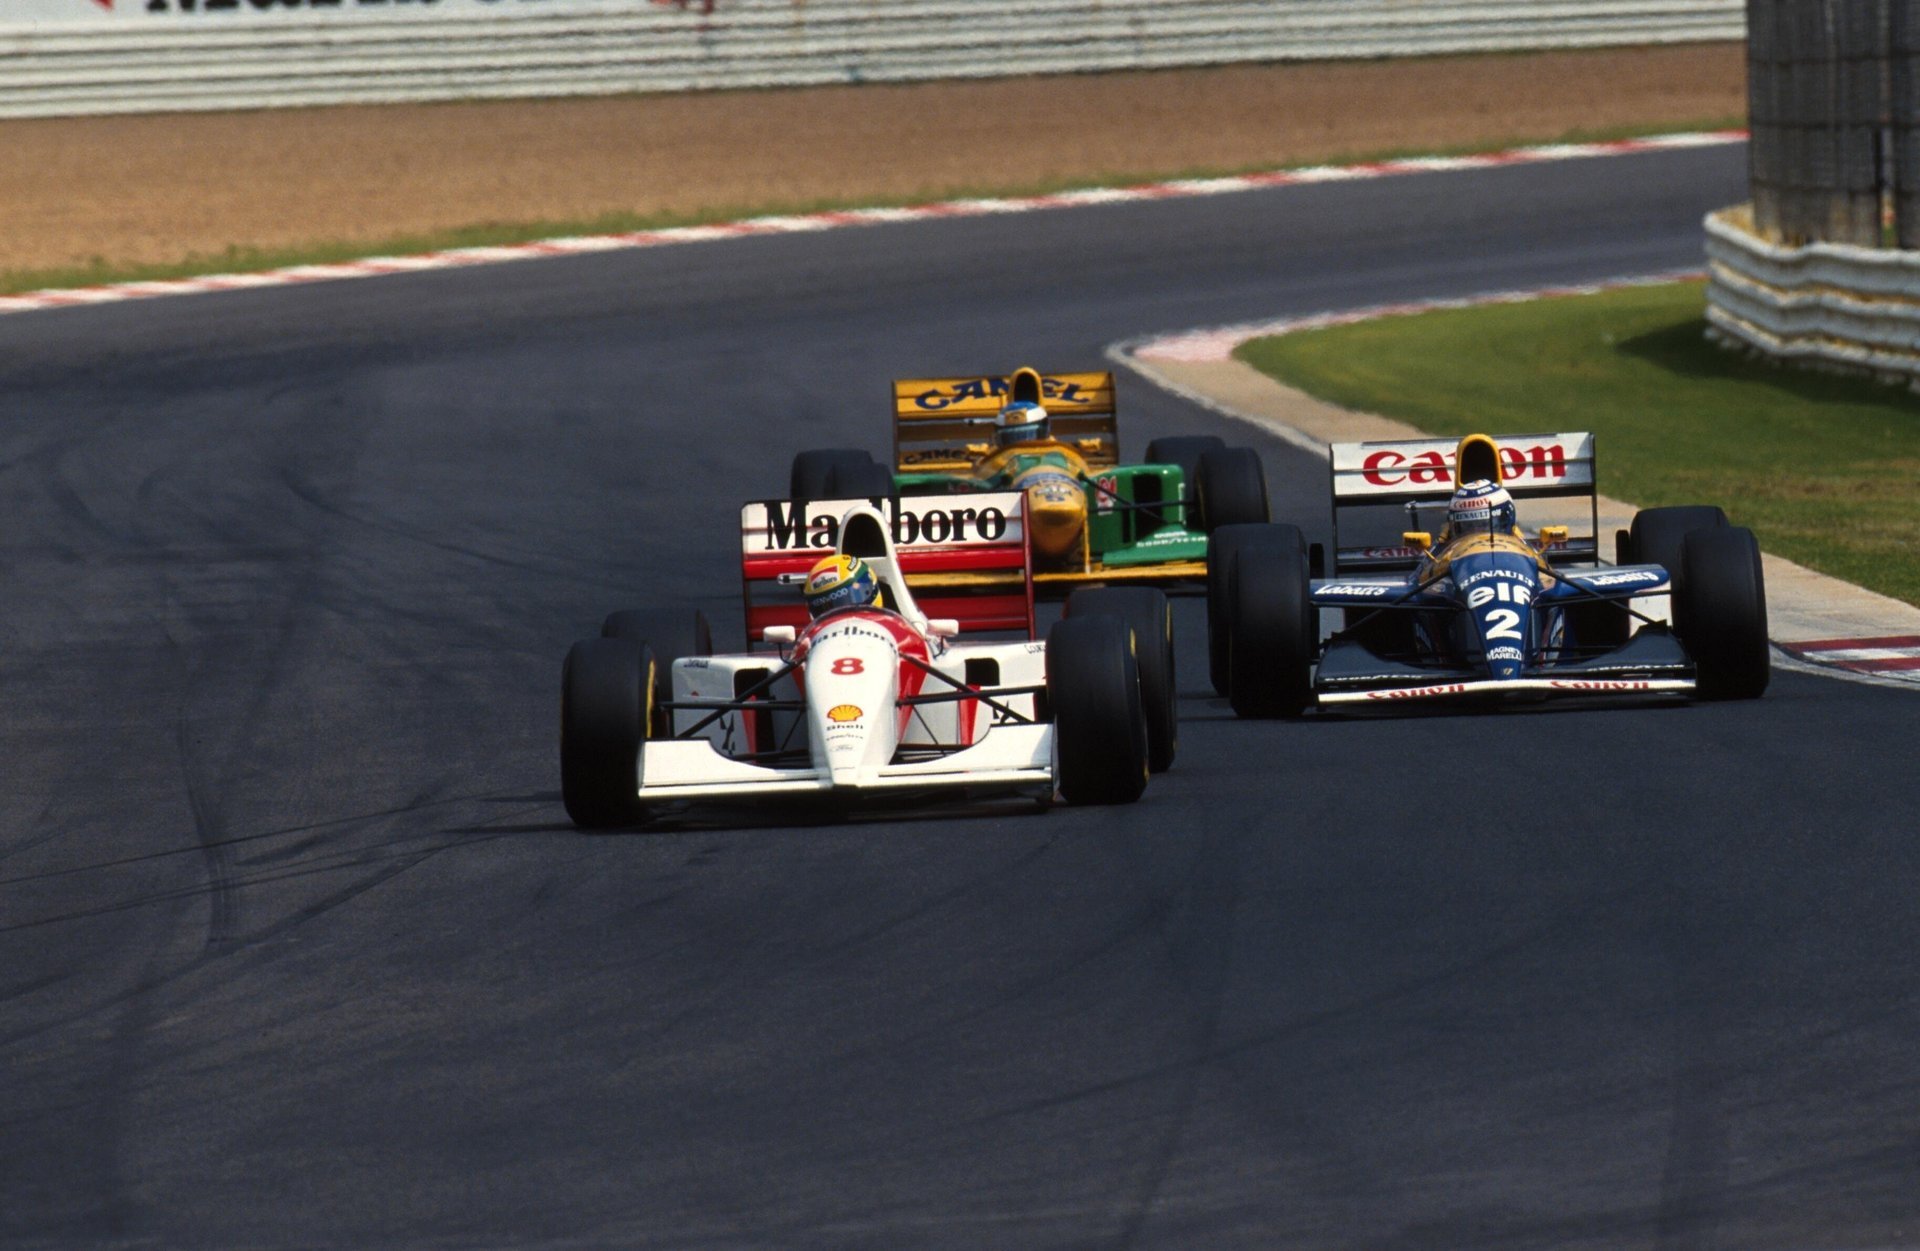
786,367,1271,596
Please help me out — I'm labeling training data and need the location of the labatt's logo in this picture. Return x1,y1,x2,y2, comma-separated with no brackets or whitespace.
914,376,1094,411
763,500,1010,550
1362,442,1569,487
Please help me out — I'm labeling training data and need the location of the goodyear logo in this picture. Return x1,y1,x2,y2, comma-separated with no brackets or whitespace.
828,705,863,723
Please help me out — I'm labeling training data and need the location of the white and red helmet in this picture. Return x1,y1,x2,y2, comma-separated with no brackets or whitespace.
1448,479,1516,537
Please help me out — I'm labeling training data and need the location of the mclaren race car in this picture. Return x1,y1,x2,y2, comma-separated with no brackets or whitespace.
783,367,1271,596
1211,431,1770,714
559,493,1158,827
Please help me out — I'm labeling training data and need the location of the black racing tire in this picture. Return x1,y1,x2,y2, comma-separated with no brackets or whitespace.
1226,539,1316,718
1195,446,1271,533
561,638,653,829
1206,522,1303,696
1144,435,1227,528
601,609,712,737
827,458,896,501
1677,525,1771,700
1046,615,1149,805
1626,505,1728,588
790,449,876,502
1064,585,1178,773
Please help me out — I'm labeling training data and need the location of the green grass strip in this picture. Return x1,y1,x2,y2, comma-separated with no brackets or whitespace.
0,116,1739,298
1235,280,1920,607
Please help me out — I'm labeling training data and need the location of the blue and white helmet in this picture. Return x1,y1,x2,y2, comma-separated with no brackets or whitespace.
996,400,1049,448
1448,479,1516,537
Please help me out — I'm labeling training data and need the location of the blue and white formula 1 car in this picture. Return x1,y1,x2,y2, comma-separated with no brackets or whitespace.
559,493,1154,827
1210,431,1770,714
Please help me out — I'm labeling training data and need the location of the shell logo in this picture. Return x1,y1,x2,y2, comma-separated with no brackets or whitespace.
827,705,864,723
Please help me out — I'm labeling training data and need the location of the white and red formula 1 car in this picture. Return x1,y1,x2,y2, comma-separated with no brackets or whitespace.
559,492,1155,827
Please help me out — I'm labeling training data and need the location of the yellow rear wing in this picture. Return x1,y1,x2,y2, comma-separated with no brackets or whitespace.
891,369,1119,473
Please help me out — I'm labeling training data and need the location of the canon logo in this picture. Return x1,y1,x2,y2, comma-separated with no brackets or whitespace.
1548,680,1652,691
1362,443,1568,487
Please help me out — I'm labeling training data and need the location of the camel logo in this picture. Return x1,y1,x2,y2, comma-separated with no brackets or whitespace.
827,705,863,723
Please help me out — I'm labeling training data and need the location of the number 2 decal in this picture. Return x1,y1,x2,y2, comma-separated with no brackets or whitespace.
831,657,865,675
1483,609,1522,641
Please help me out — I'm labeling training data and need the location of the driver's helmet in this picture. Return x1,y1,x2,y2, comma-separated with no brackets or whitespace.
995,400,1049,448
804,553,880,618
1447,479,1517,538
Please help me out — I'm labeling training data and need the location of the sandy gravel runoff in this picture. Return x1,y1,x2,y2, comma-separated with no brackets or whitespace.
0,43,1744,276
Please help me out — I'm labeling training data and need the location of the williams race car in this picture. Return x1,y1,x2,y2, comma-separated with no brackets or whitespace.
1212,431,1770,714
559,493,1158,827
784,366,1271,596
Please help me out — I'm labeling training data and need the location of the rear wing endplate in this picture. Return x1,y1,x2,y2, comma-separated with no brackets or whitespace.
892,371,1118,473
739,491,1035,641
1328,432,1600,574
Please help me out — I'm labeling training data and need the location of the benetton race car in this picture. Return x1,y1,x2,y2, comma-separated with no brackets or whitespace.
784,367,1271,595
559,493,1159,827
1211,431,1770,713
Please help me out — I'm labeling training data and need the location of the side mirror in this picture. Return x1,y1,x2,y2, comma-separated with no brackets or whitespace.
761,625,797,644
1539,525,1570,548
927,618,961,638
1402,531,1431,552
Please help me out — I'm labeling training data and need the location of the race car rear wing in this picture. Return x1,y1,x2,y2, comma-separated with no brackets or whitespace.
739,491,1036,641
891,369,1119,473
1328,431,1601,574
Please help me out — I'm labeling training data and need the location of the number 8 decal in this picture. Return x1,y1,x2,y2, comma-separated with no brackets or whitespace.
831,657,865,675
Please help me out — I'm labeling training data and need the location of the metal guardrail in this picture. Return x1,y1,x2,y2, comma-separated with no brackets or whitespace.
1705,207,1920,383
0,0,1745,119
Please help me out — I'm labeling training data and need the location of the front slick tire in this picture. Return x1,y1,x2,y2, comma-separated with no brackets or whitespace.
1064,585,1177,772
561,638,653,828
1047,614,1148,805
1206,522,1300,696
1678,525,1770,700
1227,539,1315,718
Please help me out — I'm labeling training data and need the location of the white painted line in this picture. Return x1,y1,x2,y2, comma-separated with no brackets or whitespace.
0,130,1746,320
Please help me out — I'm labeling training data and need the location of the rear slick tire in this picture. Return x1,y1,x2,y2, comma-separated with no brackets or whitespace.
1064,585,1178,773
828,458,896,501
1195,446,1271,532
1145,435,1227,528
1047,615,1149,805
790,449,876,503
1627,505,1727,587
1677,525,1770,700
561,638,653,829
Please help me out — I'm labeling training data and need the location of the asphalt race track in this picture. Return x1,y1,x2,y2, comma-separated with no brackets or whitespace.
5,144,1919,1249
